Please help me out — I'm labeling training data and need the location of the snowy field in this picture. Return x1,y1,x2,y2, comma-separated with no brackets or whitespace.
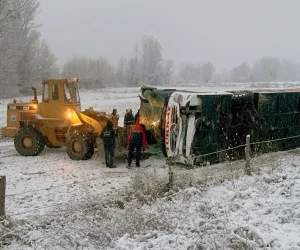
0,85,300,249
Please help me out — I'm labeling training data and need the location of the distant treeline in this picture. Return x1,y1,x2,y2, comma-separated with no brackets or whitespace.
64,52,300,89
62,36,175,89
1,0,300,99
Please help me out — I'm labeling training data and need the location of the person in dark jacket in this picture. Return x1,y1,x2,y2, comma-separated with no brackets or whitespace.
124,108,135,126
127,123,147,168
100,120,116,168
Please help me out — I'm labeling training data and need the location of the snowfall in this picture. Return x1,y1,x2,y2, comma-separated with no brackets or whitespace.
0,84,300,250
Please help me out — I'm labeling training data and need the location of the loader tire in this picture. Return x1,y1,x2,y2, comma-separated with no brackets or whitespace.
14,126,45,156
81,134,95,160
66,133,93,160
82,142,95,160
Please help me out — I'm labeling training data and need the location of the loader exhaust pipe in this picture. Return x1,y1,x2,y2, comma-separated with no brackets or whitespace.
32,87,38,104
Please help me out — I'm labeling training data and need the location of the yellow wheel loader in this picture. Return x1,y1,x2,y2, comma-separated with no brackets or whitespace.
1,78,121,160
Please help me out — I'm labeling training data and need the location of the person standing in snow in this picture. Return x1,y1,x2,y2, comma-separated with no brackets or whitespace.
124,108,135,126
100,120,117,168
127,122,147,168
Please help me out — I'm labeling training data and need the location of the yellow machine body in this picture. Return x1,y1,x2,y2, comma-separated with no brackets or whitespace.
1,78,119,160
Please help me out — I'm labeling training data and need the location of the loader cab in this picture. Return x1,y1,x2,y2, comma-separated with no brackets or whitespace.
41,78,81,118
63,79,80,104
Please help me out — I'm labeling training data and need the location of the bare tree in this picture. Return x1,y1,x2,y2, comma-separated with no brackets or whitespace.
201,61,215,83
251,57,280,82
178,62,214,85
17,31,57,88
126,57,140,87
214,70,229,83
0,0,27,24
62,56,115,89
116,57,127,85
162,60,175,86
140,35,163,85
178,63,195,84
229,62,250,83
278,59,300,81
123,36,173,87
0,0,57,98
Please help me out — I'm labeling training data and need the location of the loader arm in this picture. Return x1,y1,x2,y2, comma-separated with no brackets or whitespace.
75,111,103,136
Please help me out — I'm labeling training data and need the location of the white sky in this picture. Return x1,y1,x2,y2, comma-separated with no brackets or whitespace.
36,0,300,71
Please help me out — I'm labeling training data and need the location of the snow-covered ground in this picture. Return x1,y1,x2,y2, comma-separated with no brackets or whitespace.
1,85,300,249
0,87,142,218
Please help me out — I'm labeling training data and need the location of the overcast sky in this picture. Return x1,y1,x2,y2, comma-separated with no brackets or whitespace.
36,0,300,71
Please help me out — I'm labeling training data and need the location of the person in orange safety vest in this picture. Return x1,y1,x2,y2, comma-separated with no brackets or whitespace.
127,122,147,168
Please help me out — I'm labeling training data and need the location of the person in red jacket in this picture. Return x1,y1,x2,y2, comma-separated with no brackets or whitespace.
127,122,147,168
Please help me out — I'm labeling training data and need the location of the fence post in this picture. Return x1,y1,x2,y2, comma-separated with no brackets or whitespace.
166,157,174,191
0,176,6,216
245,135,251,175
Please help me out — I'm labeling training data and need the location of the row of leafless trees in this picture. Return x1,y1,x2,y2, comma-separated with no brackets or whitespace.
62,36,175,88
2,1,300,97
178,57,300,84
0,0,58,98
63,51,300,90
177,61,216,84
216,57,300,84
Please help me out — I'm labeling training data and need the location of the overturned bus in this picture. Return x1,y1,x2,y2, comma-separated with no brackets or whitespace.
139,86,300,165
